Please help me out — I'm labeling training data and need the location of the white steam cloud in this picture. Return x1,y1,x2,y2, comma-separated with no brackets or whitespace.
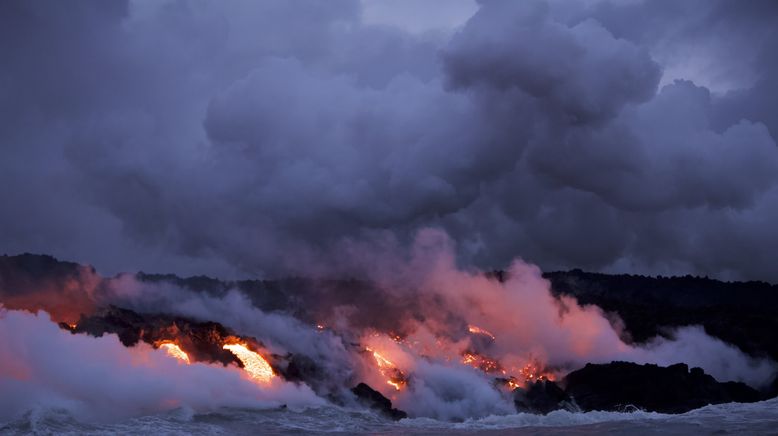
0,309,323,424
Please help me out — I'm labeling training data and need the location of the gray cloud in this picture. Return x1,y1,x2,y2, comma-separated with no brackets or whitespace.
1,0,777,281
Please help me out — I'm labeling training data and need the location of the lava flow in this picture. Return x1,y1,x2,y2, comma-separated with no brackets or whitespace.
519,361,554,383
157,341,190,364
462,351,503,374
467,324,496,340
366,347,408,390
223,342,275,383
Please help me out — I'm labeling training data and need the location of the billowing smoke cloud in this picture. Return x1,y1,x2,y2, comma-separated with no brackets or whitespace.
1,0,777,281
0,309,323,423
316,230,775,389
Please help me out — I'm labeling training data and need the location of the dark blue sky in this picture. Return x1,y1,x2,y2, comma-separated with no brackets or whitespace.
1,0,777,281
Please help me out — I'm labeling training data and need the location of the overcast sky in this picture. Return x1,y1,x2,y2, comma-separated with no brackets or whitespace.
1,0,777,281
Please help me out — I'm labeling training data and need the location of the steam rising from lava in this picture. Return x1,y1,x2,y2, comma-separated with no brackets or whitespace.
0,229,776,422
0,310,323,423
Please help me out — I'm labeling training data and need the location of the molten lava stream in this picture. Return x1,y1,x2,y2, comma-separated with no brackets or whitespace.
223,343,275,384
157,342,190,364
366,347,407,391
467,324,495,340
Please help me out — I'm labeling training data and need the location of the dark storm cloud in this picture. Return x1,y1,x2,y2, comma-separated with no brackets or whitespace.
443,0,661,124
1,0,777,281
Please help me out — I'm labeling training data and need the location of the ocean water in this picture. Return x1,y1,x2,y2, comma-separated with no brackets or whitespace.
3,398,778,435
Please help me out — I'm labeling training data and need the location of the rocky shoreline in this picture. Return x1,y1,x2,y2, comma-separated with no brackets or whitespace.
65,304,775,418
2,254,777,418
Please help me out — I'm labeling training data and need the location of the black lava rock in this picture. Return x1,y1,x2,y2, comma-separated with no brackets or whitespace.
543,269,778,363
71,305,253,367
563,361,762,413
513,380,577,414
351,382,408,420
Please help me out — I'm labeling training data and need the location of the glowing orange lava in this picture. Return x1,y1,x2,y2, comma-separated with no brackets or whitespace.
467,324,496,340
370,348,395,368
366,347,407,390
461,352,502,373
158,342,190,364
506,377,522,390
223,343,274,383
518,362,554,382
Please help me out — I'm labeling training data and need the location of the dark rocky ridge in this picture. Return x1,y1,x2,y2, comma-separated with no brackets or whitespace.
543,269,778,363
3,253,778,365
513,362,764,414
66,305,264,368
561,361,762,413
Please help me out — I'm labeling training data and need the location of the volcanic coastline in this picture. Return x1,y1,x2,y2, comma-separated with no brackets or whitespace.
2,253,777,419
